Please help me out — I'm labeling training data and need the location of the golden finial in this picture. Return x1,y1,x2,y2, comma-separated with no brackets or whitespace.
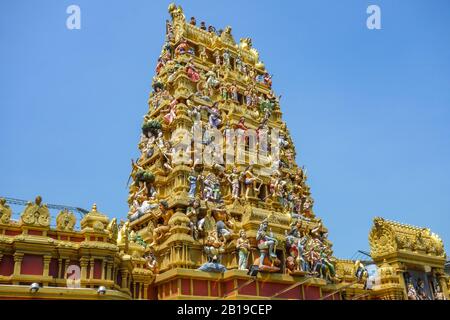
92,203,97,212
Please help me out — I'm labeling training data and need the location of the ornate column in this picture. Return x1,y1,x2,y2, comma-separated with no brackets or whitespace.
120,270,129,289
106,261,113,282
394,263,408,300
12,252,24,285
136,282,141,299
57,258,63,279
101,259,106,280
43,255,52,277
80,257,89,281
143,284,149,299
437,272,449,299
42,255,52,286
63,259,70,279
13,252,24,276
89,257,95,279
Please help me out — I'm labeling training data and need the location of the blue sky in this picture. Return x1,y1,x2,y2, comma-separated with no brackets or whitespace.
1,0,449,258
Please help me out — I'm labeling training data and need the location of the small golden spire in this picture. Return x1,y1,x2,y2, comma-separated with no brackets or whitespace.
92,203,97,212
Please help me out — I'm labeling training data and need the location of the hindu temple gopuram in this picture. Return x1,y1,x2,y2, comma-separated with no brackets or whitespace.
0,4,448,300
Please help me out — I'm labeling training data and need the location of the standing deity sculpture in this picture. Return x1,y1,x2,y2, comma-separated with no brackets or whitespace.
236,229,250,270
213,50,221,66
222,49,231,69
235,53,243,73
254,219,280,272
199,46,208,62
205,70,220,94
162,97,178,125
229,83,239,101
186,198,200,240
242,165,262,200
285,220,308,273
187,170,199,198
226,167,241,200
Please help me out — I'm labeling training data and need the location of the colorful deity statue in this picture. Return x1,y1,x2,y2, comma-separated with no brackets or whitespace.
155,57,165,75
199,45,208,62
162,97,178,125
205,70,220,94
235,53,243,73
255,219,278,268
186,198,200,240
316,248,336,282
198,230,227,273
186,61,200,82
145,252,158,273
236,229,250,270
151,201,173,246
213,50,221,66
129,196,159,222
198,207,216,235
244,89,252,108
222,49,231,69
174,39,190,56
242,165,262,199
216,219,232,243
263,72,272,87
416,278,429,300
354,260,368,283
208,105,222,128
407,283,419,300
188,170,198,198
229,83,239,101
226,167,241,200
285,220,308,272
202,173,222,203
220,83,229,101
302,196,314,218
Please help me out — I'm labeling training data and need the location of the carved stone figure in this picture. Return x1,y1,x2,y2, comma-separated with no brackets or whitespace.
226,167,241,200
187,170,198,198
56,209,76,231
198,230,227,273
0,198,12,224
236,229,250,270
186,198,200,240
222,49,231,69
20,196,50,227
255,219,279,271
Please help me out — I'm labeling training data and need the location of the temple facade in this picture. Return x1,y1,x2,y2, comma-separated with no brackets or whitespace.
0,4,448,300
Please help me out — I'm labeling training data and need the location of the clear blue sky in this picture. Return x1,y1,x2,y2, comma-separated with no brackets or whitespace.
1,0,449,258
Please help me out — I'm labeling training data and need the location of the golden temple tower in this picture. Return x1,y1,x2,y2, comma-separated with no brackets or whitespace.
125,3,344,299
